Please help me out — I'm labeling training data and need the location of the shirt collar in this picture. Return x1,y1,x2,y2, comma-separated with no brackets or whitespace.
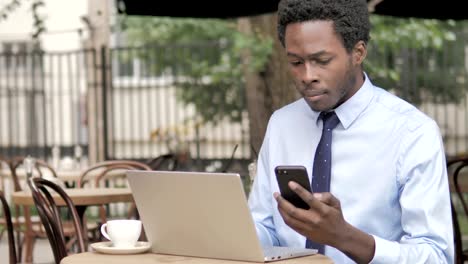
310,72,375,129
335,72,374,129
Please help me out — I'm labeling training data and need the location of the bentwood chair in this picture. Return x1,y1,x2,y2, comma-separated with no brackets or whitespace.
10,156,57,262
145,153,178,171
28,177,86,264
77,160,151,238
10,156,92,263
77,160,151,188
0,157,13,242
447,155,468,264
0,190,18,264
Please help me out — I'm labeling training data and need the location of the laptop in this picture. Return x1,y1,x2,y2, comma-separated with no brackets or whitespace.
127,170,317,262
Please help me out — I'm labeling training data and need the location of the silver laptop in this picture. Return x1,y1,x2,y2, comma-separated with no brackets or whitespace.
127,170,317,262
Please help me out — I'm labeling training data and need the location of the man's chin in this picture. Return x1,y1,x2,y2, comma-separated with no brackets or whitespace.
304,99,332,112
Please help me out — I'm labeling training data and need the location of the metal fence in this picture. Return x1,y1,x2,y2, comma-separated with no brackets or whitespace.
107,42,250,168
0,38,467,170
0,49,92,168
0,43,252,171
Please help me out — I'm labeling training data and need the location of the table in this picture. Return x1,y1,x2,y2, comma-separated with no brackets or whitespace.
60,252,333,264
11,187,133,263
0,167,126,187
12,187,133,206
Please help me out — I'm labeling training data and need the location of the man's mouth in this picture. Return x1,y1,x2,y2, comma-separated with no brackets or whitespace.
304,89,326,99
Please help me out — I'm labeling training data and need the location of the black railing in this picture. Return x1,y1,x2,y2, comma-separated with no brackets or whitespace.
0,39,467,169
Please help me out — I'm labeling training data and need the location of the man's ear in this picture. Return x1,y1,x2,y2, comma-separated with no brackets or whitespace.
353,40,367,65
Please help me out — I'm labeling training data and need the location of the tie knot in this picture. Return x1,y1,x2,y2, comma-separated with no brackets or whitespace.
320,111,340,130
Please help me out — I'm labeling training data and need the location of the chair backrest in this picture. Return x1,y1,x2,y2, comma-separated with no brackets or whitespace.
0,157,13,190
447,156,468,264
452,200,464,264
93,164,145,187
10,156,58,192
77,160,151,188
27,177,86,264
0,190,17,264
145,154,178,171
451,158,468,215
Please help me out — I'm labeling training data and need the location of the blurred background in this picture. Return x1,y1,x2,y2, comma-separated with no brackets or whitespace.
0,0,466,173
0,0,467,263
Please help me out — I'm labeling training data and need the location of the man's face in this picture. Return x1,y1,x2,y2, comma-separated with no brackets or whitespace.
284,20,364,112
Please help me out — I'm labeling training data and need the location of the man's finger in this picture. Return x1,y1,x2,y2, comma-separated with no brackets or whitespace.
274,192,313,235
313,192,341,210
288,181,323,211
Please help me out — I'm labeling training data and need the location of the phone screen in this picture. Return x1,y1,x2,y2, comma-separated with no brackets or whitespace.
274,165,311,209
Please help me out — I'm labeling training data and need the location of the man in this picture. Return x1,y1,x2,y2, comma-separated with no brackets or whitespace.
247,0,454,263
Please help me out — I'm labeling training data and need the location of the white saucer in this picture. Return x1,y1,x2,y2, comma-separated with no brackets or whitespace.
91,241,151,255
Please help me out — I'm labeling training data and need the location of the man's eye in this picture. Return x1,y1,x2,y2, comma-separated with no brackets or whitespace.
289,61,302,66
317,58,332,65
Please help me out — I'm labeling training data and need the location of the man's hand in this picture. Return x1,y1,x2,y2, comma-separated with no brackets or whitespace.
274,181,375,263
274,181,346,246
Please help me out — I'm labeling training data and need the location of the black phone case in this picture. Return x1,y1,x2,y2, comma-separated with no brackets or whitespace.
274,165,311,209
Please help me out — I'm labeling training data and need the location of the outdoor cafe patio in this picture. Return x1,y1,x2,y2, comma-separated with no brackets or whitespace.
1,0,468,263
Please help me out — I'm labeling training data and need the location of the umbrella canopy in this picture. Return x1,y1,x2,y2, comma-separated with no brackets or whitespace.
120,0,468,20
119,1,280,19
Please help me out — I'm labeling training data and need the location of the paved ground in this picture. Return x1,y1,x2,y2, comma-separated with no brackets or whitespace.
0,236,54,263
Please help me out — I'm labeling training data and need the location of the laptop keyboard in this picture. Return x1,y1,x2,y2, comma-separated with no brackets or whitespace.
264,246,293,256
262,246,317,261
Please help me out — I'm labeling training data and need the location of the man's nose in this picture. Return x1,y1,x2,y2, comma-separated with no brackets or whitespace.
302,63,318,85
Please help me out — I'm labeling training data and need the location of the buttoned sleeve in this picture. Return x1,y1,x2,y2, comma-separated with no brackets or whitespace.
248,115,281,247
370,119,453,264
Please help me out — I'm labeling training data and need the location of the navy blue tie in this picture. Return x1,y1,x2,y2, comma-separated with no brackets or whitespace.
306,111,340,254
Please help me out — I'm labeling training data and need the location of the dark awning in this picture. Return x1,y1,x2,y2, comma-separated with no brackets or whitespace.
119,0,468,20
370,0,467,20
119,1,280,19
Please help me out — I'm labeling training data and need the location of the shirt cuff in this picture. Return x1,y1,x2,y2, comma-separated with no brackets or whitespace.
255,224,278,247
369,235,400,264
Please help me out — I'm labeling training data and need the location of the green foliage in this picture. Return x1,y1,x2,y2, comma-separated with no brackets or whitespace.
0,0,46,40
121,16,273,124
370,16,458,50
367,15,468,105
0,0,22,21
122,15,468,123
31,0,46,39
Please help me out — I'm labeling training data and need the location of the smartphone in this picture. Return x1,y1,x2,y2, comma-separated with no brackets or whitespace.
274,165,311,209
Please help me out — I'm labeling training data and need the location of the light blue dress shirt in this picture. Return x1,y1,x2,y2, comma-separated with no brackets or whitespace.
248,74,454,263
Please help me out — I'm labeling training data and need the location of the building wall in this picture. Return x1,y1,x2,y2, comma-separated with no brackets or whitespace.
0,0,88,51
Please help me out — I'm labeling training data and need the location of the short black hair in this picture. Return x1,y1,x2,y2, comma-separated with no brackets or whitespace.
277,0,370,53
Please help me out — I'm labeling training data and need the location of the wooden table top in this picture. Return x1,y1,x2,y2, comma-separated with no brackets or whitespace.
60,252,333,264
0,167,125,183
11,187,133,206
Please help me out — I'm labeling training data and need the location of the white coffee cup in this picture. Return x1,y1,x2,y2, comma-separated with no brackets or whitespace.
100,219,142,248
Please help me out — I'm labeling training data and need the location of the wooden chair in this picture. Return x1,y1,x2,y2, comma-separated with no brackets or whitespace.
10,156,59,192
447,156,468,264
9,156,56,262
76,160,151,238
221,144,238,173
27,177,86,264
145,154,178,171
77,160,151,188
0,157,13,242
10,156,94,263
0,190,18,264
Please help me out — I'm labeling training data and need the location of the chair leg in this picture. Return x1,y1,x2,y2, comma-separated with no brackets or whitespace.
16,229,23,262
65,236,78,253
22,233,35,263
